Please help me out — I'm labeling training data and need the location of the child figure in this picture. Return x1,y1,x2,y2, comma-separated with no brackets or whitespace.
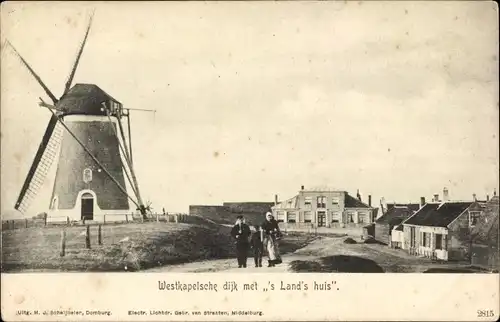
250,225,264,267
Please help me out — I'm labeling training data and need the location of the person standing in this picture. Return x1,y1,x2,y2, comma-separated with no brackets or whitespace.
231,215,251,268
261,212,283,267
250,225,264,267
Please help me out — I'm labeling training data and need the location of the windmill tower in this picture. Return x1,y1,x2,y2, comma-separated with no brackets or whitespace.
7,12,151,222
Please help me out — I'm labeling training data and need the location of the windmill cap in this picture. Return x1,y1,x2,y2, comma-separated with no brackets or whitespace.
58,84,121,116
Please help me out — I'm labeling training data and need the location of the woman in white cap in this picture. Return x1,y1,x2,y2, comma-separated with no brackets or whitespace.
261,212,283,267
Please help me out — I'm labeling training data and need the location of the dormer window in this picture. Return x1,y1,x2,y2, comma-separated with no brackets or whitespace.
469,211,481,226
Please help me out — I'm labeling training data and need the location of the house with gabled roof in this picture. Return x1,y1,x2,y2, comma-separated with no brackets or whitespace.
471,195,499,270
271,186,376,228
374,201,421,246
402,200,475,261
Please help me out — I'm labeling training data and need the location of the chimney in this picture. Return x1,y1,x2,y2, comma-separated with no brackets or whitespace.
433,194,439,202
380,197,386,215
420,197,426,208
443,187,449,201
274,194,278,206
473,193,477,201
301,185,304,191
357,189,362,201
368,195,372,207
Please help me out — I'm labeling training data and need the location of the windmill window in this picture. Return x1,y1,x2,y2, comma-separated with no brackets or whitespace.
50,197,58,210
83,168,93,183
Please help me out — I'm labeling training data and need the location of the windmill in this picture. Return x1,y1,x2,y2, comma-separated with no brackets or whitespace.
6,12,154,221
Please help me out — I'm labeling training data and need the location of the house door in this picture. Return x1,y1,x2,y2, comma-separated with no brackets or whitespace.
81,193,94,221
317,211,326,227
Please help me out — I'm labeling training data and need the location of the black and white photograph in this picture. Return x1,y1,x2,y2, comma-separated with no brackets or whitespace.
1,1,499,320
1,1,498,275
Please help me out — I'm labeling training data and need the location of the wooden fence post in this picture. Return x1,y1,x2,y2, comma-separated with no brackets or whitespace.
156,213,159,223
98,225,102,246
103,215,106,225
44,216,47,227
175,214,179,223
67,217,70,226
125,214,129,223
60,229,66,257
25,218,28,229
85,225,91,249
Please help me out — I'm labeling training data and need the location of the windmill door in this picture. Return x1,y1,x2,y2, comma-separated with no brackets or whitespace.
81,193,94,221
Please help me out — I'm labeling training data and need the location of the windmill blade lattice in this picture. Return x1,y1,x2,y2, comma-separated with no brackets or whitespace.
15,116,64,214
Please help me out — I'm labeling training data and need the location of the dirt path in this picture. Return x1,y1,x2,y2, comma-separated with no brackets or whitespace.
146,252,317,273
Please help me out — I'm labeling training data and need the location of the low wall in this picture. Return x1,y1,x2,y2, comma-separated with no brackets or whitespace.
222,202,273,214
278,222,363,236
189,205,265,225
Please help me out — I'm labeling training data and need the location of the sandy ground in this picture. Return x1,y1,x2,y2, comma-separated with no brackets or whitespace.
146,236,482,273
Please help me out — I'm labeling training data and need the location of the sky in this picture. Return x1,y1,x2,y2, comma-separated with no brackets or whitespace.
1,1,499,218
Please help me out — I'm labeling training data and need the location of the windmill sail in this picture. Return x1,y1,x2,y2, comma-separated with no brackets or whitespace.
64,11,94,94
15,115,64,213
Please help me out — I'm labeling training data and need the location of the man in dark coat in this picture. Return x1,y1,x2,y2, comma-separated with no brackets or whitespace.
231,215,251,268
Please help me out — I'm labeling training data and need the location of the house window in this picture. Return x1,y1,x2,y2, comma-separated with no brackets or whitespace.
332,197,340,206
435,233,443,250
276,211,285,223
304,211,312,223
422,232,431,247
410,226,416,247
331,212,340,223
348,213,355,223
358,213,365,223
304,197,312,209
469,211,481,226
317,196,326,208
287,212,296,223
